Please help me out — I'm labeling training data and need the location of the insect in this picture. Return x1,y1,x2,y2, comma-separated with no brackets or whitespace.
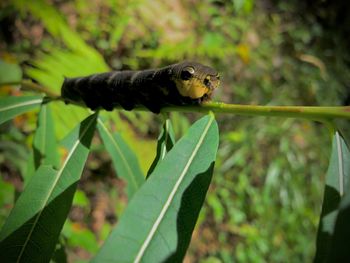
61,61,220,113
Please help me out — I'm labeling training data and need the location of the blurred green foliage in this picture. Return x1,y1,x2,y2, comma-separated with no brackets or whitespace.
1,0,349,262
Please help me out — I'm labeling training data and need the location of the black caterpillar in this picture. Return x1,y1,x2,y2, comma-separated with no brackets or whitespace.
61,61,220,114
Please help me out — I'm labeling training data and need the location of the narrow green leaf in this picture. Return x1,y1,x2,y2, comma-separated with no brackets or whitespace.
0,60,22,84
23,104,59,186
315,131,350,262
0,113,97,262
93,114,219,263
147,119,176,178
97,118,144,198
13,0,106,62
33,103,60,169
24,104,60,185
0,96,43,125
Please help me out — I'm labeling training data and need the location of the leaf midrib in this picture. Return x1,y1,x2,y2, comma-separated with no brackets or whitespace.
0,98,43,112
41,106,47,159
336,132,344,196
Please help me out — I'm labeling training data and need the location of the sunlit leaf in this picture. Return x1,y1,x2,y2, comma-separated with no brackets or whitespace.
315,131,350,262
147,118,175,177
0,60,22,84
14,0,108,139
207,192,225,223
93,114,219,262
102,111,156,174
0,113,97,262
23,103,59,185
72,190,89,208
33,103,60,169
12,0,105,62
26,50,100,140
0,96,43,125
62,220,99,254
97,118,144,198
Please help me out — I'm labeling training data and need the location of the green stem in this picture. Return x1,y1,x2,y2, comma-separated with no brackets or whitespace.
161,102,350,121
2,80,60,98
23,80,60,98
2,80,350,121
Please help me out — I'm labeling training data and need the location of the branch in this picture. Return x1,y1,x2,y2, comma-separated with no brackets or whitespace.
3,80,60,98
2,80,350,121
162,103,350,121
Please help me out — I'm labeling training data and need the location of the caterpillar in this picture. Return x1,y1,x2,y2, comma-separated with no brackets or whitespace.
61,61,220,114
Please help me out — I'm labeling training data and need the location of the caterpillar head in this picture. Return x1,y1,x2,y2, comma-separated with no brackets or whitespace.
171,61,220,99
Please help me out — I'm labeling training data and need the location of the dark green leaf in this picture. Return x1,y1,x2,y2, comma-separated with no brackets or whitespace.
327,191,350,262
0,60,22,84
147,118,175,177
93,114,219,263
97,118,144,198
0,96,43,125
51,238,68,263
315,131,350,262
0,113,97,262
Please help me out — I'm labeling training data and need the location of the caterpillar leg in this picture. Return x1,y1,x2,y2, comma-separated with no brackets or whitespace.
84,99,100,111
101,104,115,111
119,100,135,111
143,101,161,114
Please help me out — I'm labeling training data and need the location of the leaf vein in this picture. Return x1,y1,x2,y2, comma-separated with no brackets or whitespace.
0,99,43,112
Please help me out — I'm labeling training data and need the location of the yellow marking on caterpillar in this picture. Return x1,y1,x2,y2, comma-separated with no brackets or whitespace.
174,78,210,99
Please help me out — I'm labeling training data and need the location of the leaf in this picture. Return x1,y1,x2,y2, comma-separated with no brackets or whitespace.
26,50,102,140
33,103,60,169
14,0,109,139
0,60,22,84
327,191,350,262
0,137,29,180
51,239,67,263
0,113,97,262
97,118,144,198
147,118,175,177
13,0,105,61
24,104,60,185
93,114,219,263
103,111,157,174
0,96,43,125
315,131,350,262
62,220,99,253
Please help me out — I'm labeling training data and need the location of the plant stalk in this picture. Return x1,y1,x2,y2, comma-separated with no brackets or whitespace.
162,102,350,121
2,80,350,121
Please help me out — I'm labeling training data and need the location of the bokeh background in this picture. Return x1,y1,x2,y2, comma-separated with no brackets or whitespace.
1,0,350,262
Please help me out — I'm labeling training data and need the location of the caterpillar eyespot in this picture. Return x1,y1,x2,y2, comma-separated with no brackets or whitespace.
180,66,195,80
61,61,220,114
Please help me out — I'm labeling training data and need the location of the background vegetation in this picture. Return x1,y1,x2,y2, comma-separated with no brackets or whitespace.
1,0,349,262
